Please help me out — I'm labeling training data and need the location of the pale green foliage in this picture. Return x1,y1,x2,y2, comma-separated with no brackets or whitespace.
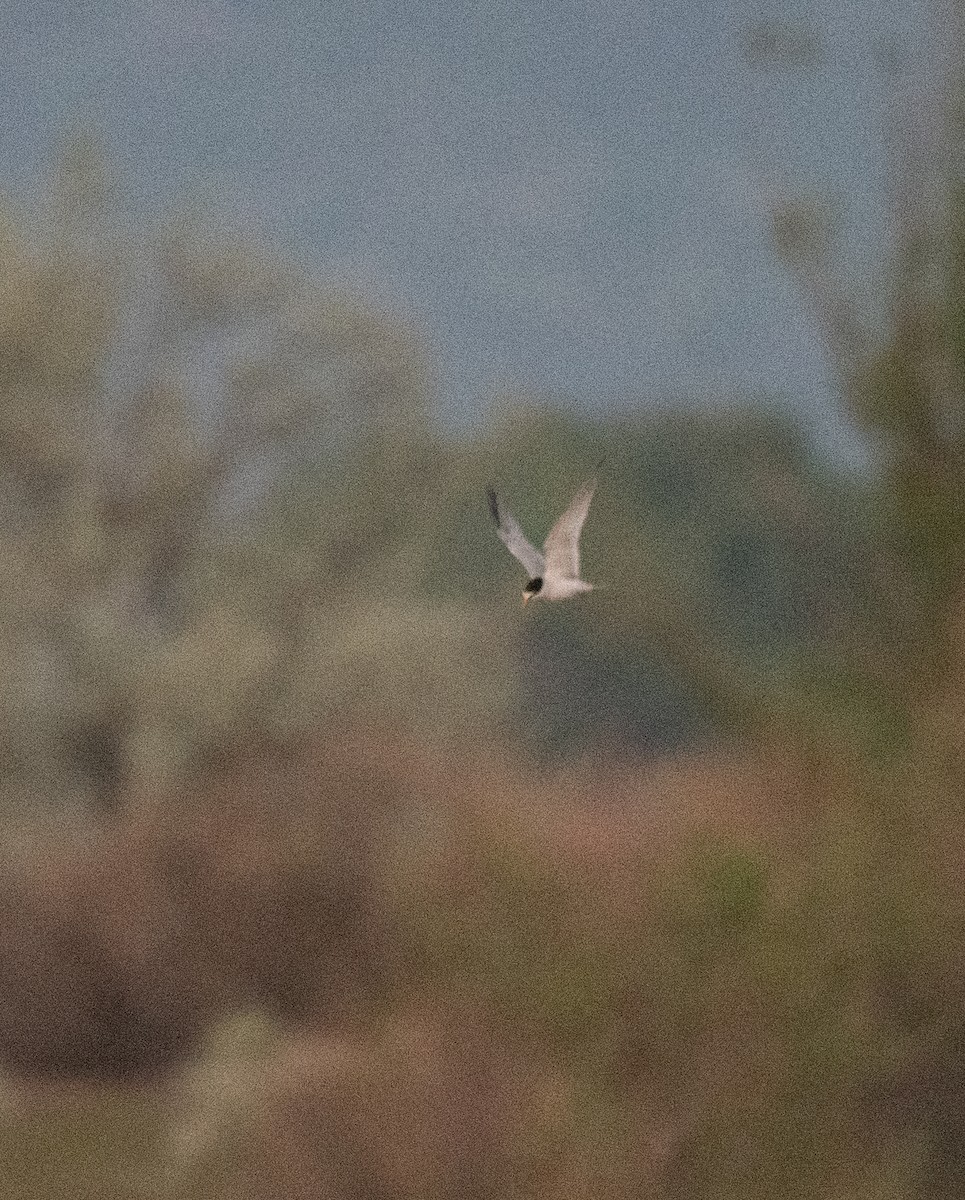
0,137,476,815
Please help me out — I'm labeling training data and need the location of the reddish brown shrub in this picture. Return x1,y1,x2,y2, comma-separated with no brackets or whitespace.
0,726,404,1080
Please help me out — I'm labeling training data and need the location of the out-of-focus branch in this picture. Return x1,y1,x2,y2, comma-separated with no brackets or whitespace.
768,197,871,400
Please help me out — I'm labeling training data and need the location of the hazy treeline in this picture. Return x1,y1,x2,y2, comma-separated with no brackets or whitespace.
1,131,955,820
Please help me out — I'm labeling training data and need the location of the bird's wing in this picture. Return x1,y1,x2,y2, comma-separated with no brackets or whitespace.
487,487,546,577
543,477,597,579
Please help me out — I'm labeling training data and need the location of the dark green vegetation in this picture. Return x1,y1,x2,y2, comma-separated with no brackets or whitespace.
3,23,965,1194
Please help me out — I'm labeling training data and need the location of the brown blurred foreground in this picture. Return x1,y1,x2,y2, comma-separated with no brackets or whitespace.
0,730,773,1081
0,725,964,1199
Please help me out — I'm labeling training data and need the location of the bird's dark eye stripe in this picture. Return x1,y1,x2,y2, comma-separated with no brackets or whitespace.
525,577,543,594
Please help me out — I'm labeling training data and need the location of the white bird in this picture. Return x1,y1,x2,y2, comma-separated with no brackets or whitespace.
487,471,601,605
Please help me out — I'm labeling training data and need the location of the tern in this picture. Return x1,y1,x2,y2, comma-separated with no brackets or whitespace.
487,471,600,605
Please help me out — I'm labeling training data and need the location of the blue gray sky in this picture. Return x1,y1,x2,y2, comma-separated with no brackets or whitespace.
0,0,939,453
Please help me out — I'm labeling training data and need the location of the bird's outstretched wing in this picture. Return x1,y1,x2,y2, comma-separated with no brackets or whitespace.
543,477,597,580
487,487,546,577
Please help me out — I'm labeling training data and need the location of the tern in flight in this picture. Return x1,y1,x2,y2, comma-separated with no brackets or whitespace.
487,471,600,605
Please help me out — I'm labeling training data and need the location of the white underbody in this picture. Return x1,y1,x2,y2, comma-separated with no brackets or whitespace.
538,576,594,601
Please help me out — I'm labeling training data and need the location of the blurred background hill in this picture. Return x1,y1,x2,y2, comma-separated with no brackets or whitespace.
2,1,965,1197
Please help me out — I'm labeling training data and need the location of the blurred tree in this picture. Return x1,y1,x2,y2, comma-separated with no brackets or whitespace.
0,134,450,816
748,14,965,709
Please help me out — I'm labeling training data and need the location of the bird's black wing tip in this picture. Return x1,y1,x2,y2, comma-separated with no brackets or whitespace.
486,485,500,523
